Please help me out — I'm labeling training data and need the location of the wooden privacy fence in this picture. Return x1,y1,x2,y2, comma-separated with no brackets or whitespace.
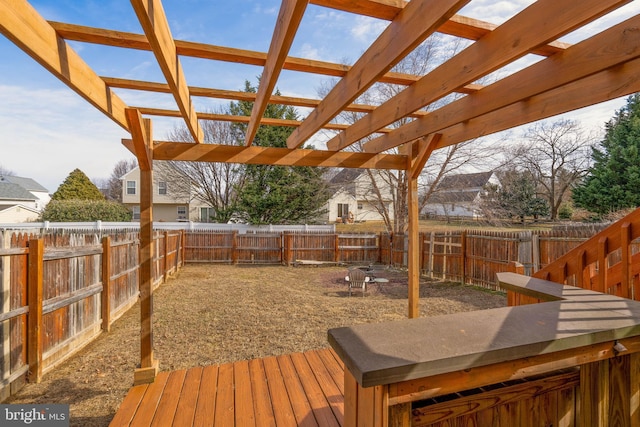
0,229,185,401
183,227,614,290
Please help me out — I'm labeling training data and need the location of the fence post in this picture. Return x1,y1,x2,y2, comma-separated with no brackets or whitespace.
1,231,10,400
181,230,186,266
231,231,238,264
27,238,43,383
101,236,111,332
163,231,169,282
621,222,631,299
461,231,467,285
334,233,340,264
428,232,435,279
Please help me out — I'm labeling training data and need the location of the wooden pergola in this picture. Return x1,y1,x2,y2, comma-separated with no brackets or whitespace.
2,0,640,385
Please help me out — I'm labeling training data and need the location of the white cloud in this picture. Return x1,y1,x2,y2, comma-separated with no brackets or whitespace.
0,85,132,191
350,16,386,43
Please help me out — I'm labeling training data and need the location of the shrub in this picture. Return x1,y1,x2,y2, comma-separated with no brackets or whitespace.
41,199,132,222
557,203,573,220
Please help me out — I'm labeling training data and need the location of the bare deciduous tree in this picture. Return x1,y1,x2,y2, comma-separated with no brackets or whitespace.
318,35,499,233
510,119,595,220
162,110,245,223
103,159,137,201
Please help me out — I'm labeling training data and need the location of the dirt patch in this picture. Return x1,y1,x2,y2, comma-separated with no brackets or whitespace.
6,264,506,426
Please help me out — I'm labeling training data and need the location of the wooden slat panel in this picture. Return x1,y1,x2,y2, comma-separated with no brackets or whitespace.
150,369,187,427
173,367,203,426
193,365,219,427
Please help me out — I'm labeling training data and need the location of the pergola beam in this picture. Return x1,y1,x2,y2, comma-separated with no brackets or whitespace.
310,1,569,56
51,21,480,92
286,0,469,149
329,0,626,152
121,140,408,170
0,0,129,130
130,0,203,143
130,106,395,133
102,76,429,119
245,0,308,146
365,13,640,153
436,57,640,150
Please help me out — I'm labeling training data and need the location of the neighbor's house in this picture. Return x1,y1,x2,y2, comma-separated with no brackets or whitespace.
121,165,211,222
0,175,50,222
422,171,499,219
325,169,395,223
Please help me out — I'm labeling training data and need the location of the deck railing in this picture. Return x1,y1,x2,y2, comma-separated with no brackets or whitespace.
503,208,640,306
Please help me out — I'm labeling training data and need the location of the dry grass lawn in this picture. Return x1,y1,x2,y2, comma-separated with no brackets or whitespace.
6,264,506,426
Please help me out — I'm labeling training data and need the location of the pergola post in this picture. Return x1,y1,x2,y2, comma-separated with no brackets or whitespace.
126,108,159,385
407,173,420,318
407,135,440,319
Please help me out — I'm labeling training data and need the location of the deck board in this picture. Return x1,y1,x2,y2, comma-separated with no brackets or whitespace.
173,367,202,426
151,369,186,427
110,348,345,427
193,365,218,427
277,354,318,427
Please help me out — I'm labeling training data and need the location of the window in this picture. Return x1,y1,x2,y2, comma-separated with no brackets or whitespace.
337,203,349,218
132,206,140,220
158,181,167,195
126,180,136,195
358,203,363,210
200,207,215,223
177,206,187,220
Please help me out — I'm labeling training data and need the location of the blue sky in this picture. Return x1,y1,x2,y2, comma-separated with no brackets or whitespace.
0,1,639,193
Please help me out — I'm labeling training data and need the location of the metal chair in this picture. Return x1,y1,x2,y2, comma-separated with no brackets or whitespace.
347,267,368,297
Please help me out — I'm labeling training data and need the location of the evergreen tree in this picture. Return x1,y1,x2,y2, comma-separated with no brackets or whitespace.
51,169,105,201
572,94,640,215
231,80,330,224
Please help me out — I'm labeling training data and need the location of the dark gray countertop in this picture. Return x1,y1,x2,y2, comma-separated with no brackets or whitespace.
328,273,640,387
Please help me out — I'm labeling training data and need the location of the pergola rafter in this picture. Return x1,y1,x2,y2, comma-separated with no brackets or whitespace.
2,0,638,387
327,0,622,152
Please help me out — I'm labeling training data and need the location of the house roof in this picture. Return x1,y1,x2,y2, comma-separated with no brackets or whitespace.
2,175,48,193
330,169,364,185
428,190,480,204
0,181,38,201
435,171,495,191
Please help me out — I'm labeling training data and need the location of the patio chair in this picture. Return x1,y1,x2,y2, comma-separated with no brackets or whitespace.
347,267,368,297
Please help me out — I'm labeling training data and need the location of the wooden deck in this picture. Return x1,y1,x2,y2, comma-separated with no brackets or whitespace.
109,348,345,427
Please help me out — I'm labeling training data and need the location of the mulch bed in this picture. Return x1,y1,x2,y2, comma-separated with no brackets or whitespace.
5,264,506,426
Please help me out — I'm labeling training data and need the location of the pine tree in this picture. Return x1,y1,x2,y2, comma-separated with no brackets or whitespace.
231,80,330,224
572,94,640,215
51,168,105,201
